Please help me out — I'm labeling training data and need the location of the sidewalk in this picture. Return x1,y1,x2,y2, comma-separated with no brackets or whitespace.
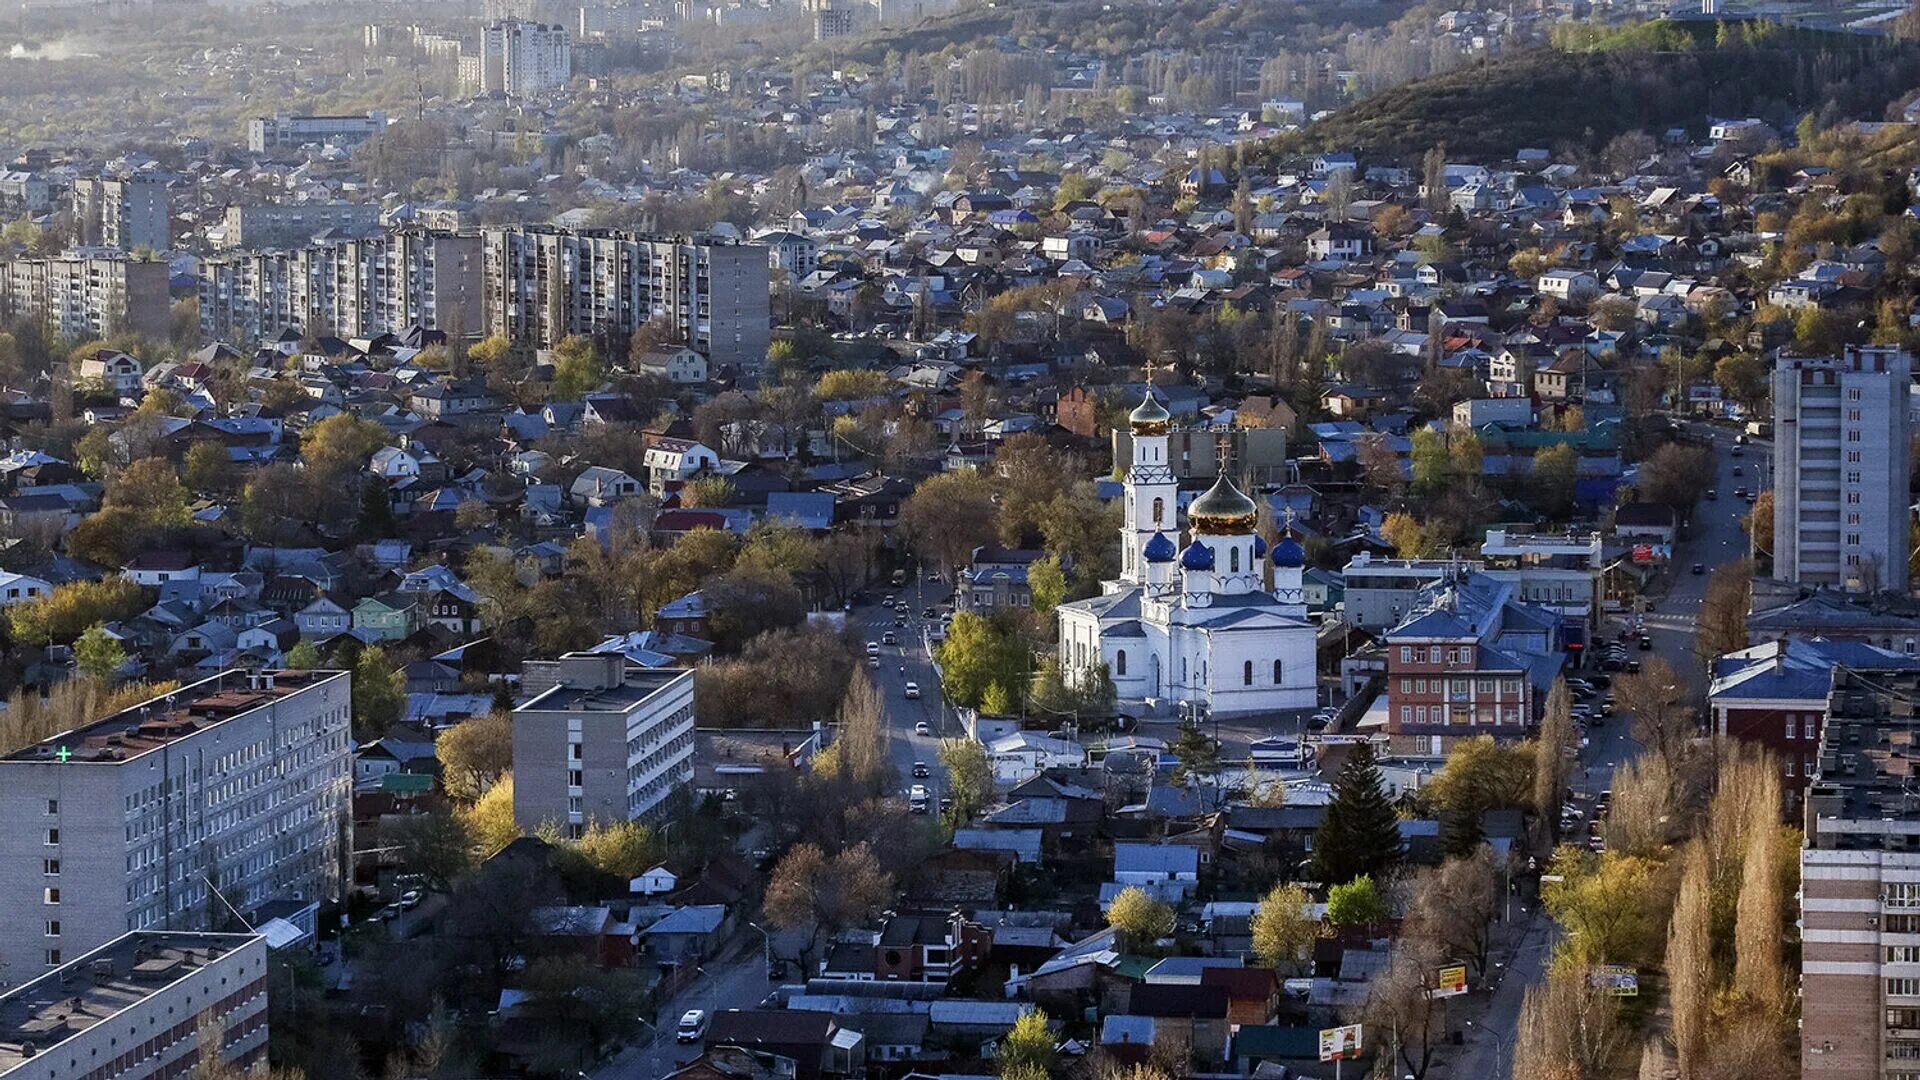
1427,906,1555,1080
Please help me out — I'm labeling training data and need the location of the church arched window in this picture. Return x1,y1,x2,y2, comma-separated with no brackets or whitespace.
1243,661,1253,686
1230,547,1240,573
1152,497,1165,526
1181,657,1188,683
1273,659,1284,684
1116,650,1127,676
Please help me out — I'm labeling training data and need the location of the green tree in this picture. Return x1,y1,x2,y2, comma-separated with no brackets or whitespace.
1027,554,1067,617
1326,874,1389,927
284,640,322,670
8,577,148,645
1170,720,1219,783
1106,885,1176,947
1251,882,1317,972
1410,427,1451,495
300,413,390,481
1313,741,1402,884
1530,443,1578,518
1541,846,1669,966
73,623,127,681
549,335,605,400
576,819,660,878
899,469,999,574
813,368,894,400
351,644,406,741
937,611,1027,710
105,457,190,528
996,1010,1054,1078
183,441,233,493
938,738,992,820
459,775,520,854
1425,734,1536,849
439,710,514,801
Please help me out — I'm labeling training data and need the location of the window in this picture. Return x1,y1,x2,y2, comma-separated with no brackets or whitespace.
43,921,58,937
1274,660,1284,684
1891,946,1920,964
1897,978,1920,998
1785,716,1797,740
44,799,56,815
1244,661,1254,686
1230,547,1240,573
567,769,583,788
43,888,59,905
1151,497,1165,526
1116,650,1127,676
44,950,59,966
1890,1007,1920,1028
42,860,57,876
1889,883,1920,908
1400,647,1413,663
44,829,58,846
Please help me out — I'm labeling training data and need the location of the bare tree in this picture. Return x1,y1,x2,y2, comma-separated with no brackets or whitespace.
1604,752,1684,857
1511,966,1632,1080
1534,677,1576,847
1616,657,1698,772
763,842,895,973
1665,840,1713,1078
1408,845,1502,979
1363,932,1447,1080
1733,753,1787,1016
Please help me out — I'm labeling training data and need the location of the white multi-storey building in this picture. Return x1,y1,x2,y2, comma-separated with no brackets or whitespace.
471,20,572,97
1773,345,1912,593
247,111,387,155
512,654,695,835
72,177,170,253
0,257,170,340
0,671,351,984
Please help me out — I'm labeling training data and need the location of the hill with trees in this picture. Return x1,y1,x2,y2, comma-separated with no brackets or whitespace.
1286,19,1920,160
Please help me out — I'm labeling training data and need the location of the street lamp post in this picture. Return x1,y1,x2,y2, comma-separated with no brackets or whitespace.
1466,1020,1512,1076
747,920,774,977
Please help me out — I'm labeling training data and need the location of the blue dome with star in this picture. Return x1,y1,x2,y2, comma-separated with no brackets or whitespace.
1180,540,1215,571
1272,534,1307,568
1143,531,1177,563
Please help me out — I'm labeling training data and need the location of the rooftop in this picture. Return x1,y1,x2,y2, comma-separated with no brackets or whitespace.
0,931,262,1072
2,669,345,766
1807,669,1920,845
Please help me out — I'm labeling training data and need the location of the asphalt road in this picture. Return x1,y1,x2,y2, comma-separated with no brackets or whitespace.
849,573,953,804
1462,420,1758,1078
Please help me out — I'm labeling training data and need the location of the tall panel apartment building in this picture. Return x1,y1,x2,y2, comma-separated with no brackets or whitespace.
512,654,694,836
72,176,170,252
0,257,170,340
1801,667,1920,1078
471,19,572,97
1774,345,1913,594
199,229,482,344
0,671,352,984
481,226,770,370
0,931,268,1078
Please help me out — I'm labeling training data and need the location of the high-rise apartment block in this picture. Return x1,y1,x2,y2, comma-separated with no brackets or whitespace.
0,257,170,340
0,671,352,984
1801,667,1920,1078
512,654,694,836
1773,345,1913,594
0,931,268,1079
215,202,384,250
481,225,770,369
247,111,388,155
72,176,170,253
199,229,482,344
468,20,573,97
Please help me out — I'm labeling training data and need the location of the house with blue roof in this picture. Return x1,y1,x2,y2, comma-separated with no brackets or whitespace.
1382,570,1563,755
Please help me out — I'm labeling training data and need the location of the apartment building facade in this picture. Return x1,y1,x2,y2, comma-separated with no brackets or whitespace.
0,257,170,340
1773,345,1913,594
215,202,384,250
1477,527,1604,642
72,177,170,253
0,671,352,983
470,19,573,97
199,229,482,344
480,225,771,370
0,931,267,1079
512,654,694,835
1802,668,1920,1079
247,111,388,155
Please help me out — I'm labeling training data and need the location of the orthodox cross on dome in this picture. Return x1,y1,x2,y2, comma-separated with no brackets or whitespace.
1281,505,1297,533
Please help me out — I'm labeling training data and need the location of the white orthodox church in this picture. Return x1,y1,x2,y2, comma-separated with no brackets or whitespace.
1056,390,1319,717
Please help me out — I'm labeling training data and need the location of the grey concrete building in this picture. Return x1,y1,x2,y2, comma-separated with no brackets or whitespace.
513,654,694,836
199,229,482,344
0,671,351,985
0,931,267,1079
247,111,387,155
73,177,170,253
481,225,771,371
214,202,383,250
1774,345,1913,594
0,257,170,340
1802,667,1920,1079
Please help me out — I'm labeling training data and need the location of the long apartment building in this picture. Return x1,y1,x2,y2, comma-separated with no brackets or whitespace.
481,225,771,370
215,202,384,250
247,110,387,155
512,653,694,836
1802,667,1920,1079
465,19,573,97
1774,345,1913,594
0,931,267,1080
72,177,170,253
199,229,482,344
0,257,170,340
0,670,352,985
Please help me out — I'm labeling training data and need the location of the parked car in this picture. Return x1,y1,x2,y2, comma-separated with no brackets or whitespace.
678,1010,709,1043
904,682,921,699
912,761,930,777
914,720,931,736
398,890,423,911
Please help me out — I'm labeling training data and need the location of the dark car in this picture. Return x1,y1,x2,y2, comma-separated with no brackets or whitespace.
1691,563,1705,575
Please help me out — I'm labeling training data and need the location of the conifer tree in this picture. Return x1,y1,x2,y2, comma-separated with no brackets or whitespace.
1313,741,1402,884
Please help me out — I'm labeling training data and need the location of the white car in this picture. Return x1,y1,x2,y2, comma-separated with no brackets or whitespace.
677,1009,709,1043
914,720,931,736
904,682,921,700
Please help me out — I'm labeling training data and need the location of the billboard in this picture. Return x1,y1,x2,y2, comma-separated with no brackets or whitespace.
1433,964,1468,998
1319,1024,1364,1061
1591,965,1639,997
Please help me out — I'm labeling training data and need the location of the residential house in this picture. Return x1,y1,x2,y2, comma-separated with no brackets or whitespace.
631,346,709,385
77,348,144,395
353,593,421,641
570,465,644,507
644,437,720,495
